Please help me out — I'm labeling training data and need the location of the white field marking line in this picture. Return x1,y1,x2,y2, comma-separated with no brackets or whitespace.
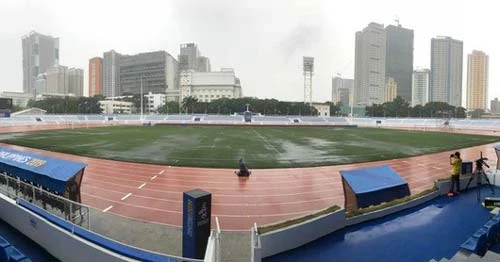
138,183,147,189
158,170,165,175
102,205,113,212
121,193,132,201
150,175,157,180
250,128,281,154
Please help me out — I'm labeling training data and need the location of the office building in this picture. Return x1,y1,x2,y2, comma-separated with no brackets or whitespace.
430,36,463,107
22,31,59,97
144,92,166,113
89,57,103,97
412,69,430,107
179,43,200,71
180,68,242,103
332,77,353,106
385,24,414,103
0,92,33,108
354,22,386,105
119,51,178,95
103,50,122,97
68,68,84,97
466,50,489,110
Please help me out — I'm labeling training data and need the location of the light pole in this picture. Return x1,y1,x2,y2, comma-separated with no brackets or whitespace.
140,76,143,121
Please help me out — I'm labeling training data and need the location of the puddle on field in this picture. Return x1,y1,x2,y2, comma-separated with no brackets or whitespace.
0,133,27,140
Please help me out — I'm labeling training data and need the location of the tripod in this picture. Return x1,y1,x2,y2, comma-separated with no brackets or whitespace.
465,154,495,201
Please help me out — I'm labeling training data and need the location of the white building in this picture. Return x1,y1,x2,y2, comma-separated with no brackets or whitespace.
180,69,242,103
68,68,84,97
354,22,386,106
312,103,330,117
412,69,430,106
144,92,166,113
0,91,33,108
99,100,133,114
332,77,353,106
45,65,68,94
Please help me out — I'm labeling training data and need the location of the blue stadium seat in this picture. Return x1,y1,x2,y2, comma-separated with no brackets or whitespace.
3,246,26,262
483,220,499,243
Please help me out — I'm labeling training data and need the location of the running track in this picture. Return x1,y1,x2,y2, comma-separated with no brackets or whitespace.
1,124,499,231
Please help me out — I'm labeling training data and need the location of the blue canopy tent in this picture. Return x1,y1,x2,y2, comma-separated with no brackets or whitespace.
340,165,410,212
0,147,86,202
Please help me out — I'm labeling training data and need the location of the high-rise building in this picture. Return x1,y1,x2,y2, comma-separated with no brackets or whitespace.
179,43,200,71
89,57,103,97
197,56,211,72
466,50,489,110
491,98,500,113
68,68,84,97
45,65,68,94
385,24,414,103
103,50,122,97
384,77,398,103
354,22,386,105
412,69,430,107
119,51,178,95
332,77,354,106
430,36,463,107
22,31,59,97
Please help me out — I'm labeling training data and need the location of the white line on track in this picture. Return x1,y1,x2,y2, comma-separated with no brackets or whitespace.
103,205,113,212
150,175,157,180
158,170,165,175
121,193,132,200
138,183,147,189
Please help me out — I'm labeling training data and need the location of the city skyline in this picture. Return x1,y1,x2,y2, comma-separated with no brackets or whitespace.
1,0,498,106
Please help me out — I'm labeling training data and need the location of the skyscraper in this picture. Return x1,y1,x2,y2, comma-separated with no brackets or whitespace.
179,43,200,71
68,68,84,97
354,23,386,105
466,50,489,110
89,57,103,97
412,69,430,107
385,24,414,103
22,31,59,97
430,37,463,107
331,77,353,106
103,50,122,97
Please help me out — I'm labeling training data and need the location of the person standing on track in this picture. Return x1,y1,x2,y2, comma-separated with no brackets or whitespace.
448,151,462,196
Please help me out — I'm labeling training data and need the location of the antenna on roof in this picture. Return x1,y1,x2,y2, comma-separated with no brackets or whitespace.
395,16,400,27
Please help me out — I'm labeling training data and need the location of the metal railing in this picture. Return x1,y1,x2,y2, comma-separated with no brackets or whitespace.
0,171,205,262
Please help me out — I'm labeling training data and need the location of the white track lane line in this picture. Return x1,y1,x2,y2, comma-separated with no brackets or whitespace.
121,193,132,201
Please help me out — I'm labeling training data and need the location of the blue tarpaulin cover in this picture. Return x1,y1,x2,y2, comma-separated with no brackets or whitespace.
340,165,410,209
0,147,86,194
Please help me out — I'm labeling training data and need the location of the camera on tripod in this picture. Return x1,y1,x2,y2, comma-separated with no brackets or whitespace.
476,153,490,170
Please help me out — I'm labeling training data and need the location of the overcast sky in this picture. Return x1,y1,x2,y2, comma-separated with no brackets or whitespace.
0,0,497,105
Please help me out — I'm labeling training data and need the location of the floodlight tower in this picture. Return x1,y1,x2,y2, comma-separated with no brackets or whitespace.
303,57,314,106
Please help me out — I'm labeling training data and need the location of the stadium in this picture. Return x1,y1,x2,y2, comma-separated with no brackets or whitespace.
1,114,500,262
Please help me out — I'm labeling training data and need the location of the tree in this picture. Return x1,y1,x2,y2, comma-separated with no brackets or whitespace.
182,96,198,114
470,109,484,119
158,101,180,114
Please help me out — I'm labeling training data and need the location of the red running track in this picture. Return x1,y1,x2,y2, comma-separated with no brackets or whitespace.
1,124,499,230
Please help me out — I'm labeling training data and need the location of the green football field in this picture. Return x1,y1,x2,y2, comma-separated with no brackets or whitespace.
0,125,498,168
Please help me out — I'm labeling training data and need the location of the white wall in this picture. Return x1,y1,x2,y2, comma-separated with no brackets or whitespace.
0,194,134,262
